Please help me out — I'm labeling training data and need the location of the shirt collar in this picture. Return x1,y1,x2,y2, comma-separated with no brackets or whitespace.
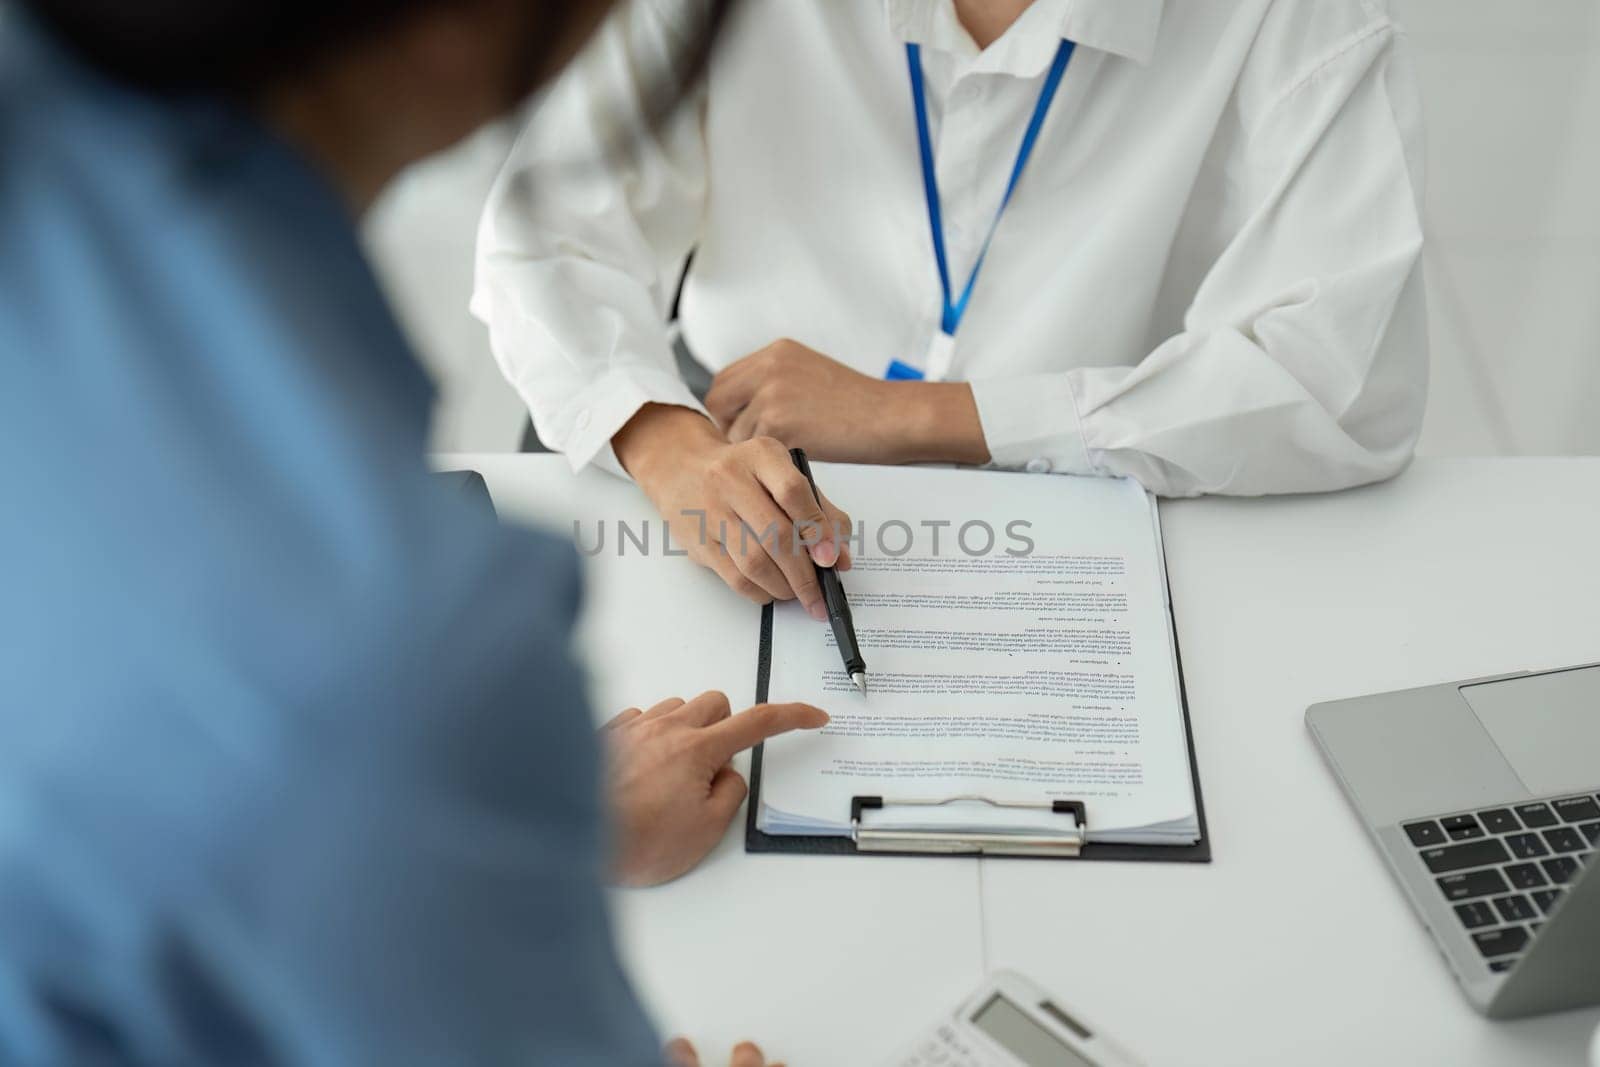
884,0,1165,75
3,10,437,425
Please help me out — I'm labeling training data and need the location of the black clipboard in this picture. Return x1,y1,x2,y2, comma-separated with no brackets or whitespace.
744,508,1212,864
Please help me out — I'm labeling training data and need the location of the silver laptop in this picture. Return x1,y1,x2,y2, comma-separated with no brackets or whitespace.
1307,662,1600,1019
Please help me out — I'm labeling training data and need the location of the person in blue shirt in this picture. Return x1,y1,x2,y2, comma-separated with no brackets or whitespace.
0,2,820,1064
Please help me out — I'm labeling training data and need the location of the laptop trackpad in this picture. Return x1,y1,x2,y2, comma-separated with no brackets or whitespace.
1460,665,1600,795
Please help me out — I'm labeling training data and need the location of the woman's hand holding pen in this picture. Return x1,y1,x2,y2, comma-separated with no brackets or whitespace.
705,338,990,466
614,404,851,615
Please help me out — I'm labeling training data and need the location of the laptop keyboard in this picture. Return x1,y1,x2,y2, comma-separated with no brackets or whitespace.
1402,789,1600,974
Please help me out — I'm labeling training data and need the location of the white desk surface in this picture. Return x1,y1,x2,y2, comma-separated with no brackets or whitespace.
440,454,1600,1066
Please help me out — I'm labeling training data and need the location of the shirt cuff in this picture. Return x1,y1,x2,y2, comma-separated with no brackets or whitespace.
552,365,710,478
968,372,1095,476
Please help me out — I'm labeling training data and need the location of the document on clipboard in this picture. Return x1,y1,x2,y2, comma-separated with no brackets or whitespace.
748,464,1205,858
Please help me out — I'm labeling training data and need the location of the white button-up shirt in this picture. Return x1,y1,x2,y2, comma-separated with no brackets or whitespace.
473,0,1427,496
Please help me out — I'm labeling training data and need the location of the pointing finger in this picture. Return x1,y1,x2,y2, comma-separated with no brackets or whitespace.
699,703,830,765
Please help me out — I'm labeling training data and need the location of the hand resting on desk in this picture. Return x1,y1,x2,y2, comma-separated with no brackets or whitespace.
704,339,989,467
665,1036,783,1067
602,690,828,887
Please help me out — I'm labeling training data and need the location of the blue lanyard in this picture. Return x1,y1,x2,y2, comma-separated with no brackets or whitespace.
909,39,1075,339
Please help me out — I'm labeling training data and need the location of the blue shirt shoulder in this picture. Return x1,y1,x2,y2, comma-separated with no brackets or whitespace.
0,19,657,1066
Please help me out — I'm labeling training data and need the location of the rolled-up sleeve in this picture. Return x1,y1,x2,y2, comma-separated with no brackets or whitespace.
971,20,1427,496
472,0,713,476
970,371,1094,475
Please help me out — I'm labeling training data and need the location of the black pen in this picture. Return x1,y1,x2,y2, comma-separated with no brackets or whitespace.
789,448,868,694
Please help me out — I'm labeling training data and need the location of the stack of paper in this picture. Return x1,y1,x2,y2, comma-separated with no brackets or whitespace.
756,464,1199,847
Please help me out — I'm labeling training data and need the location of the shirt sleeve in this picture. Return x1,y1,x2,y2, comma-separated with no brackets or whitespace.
198,529,664,1065
472,0,713,477
235,533,664,1066
0,524,666,1065
969,20,1428,497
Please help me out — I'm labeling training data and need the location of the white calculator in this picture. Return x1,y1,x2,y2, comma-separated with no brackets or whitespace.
889,971,1142,1067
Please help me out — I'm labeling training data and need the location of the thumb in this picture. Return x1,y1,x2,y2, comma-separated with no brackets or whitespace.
707,764,750,824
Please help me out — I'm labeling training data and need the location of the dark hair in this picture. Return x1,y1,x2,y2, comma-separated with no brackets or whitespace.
22,0,731,114
23,1,448,91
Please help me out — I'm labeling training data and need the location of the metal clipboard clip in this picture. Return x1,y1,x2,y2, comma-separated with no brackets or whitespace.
850,795,1089,857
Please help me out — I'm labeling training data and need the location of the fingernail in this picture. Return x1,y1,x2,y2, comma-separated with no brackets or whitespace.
810,539,838,567
807,600,827,622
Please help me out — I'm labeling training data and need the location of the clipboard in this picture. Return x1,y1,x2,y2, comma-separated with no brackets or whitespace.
744,510,1212,863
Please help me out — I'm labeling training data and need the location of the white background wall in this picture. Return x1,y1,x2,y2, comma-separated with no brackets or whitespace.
364,0,1600,457
1401,0,1600,457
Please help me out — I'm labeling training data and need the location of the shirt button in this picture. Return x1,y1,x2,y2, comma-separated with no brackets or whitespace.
1026,458,1052,474
574,409,592,431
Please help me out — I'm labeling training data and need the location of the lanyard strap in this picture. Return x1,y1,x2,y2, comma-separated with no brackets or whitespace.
907,39,1075,337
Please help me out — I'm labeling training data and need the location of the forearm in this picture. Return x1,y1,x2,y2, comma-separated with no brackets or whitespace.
613,403,725,485
884,380,990,466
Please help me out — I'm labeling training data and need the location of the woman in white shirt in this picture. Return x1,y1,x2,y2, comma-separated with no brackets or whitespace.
474,0,1427,613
